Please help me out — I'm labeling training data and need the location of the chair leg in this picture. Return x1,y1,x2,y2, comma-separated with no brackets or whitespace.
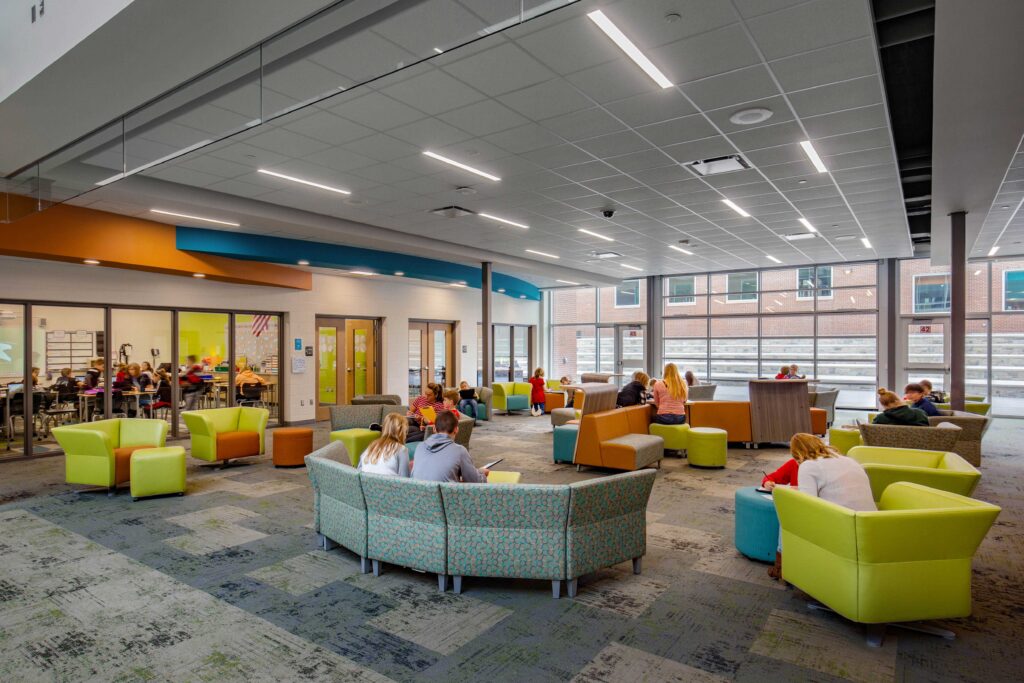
453,576,463,594
865,624,886,648
107,487,115,498
372,559,381,577
437,574,447,592
567,578,578,598
551,580,561,599
632,557,642,575
360,556,369,574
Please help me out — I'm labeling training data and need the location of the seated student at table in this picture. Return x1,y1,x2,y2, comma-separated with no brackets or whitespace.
903,382,939,416
920,378,947,404
411,411,489,483
139,361,157,384
30,366,41,387
235,362,267,399
616,370,650,407
787,364,806,379
146,368,174,417
83,359,104,389
456,381,479,422
52,368,77,397
179,356,205,411
651,363,688,425
358,412,410,477
684,370,698,387
406,383,445,442
775,365,791,380
872,387,929,426
767,433,875,579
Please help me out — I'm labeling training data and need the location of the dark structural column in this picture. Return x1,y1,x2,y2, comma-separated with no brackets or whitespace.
883,259,898,391
950,211,967,410
645,275,662,375
481,262,492,387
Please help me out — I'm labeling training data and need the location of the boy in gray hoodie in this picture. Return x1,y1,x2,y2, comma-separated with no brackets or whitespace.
411,411,490,483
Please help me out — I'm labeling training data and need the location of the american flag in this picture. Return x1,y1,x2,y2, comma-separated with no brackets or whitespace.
251,314,272,338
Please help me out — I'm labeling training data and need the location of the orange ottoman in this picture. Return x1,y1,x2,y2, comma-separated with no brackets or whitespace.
809,408,827,436
272,427,314,467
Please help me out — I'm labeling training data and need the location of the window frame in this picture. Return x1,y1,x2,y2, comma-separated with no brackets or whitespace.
1003,269,1024,312
797,265,833,300
665,275,696,306
726,271,759,303
613,279,641,308
913,272,952,314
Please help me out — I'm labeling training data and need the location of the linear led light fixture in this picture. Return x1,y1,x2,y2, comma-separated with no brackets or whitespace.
721,198,750,217
799,140,828,173
423,151,500,181
798,218,818,233
587,10,672,88
989,246,1000,256
258,169,350,194
479,212,528,229
669,245,694,255
766,255,782,264
450,282,467,287
785,233,815,241
526,248,559,259
150,209,240,227
861,237,872,249
556,279,580,285
349,270,374,276
621,263,643,271
579,228,614,242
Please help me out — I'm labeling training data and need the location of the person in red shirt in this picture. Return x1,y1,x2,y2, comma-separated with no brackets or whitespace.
528,367,547,416
760,459,799,489
774,365,791,380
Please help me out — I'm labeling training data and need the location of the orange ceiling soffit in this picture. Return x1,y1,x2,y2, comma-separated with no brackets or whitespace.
0,205,311,290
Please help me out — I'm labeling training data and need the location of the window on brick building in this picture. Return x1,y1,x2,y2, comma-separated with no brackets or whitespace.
797,266,832,299
666,276,696,305
615,280,641,307
914,273,951,313
726,272,758,302
1004,270,1024,311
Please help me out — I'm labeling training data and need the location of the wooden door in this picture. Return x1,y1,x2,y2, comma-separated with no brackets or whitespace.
344,319,377,403
408,321,455,402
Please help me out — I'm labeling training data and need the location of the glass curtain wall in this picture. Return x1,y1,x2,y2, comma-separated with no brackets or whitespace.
491,325,535,383
0,305,27,457
233,314,281,422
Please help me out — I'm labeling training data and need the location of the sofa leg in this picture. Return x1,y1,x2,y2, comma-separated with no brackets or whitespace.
453,576,463,594
567,578,578,598
551,580,561,599
437,574,447,592
372,559,381,577
576,464,581,472
632,557,642,575
221,459,232,470
360,556,369,573
865,624,886,648
107,487,115,497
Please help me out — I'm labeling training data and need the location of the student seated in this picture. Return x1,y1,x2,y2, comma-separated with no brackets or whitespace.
684,370,698,387
358,413,410,477
411,411,489,483
442,389,465,420
406,383,445,442
787,364,805,379
920,378,947,404
652,363,687,425
616,370,650,407
775,365,791,380
872,388,929,426
903,382,939,416
456,381,479,422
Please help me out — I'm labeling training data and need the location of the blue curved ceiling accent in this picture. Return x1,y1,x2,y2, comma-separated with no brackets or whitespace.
175,227,542,301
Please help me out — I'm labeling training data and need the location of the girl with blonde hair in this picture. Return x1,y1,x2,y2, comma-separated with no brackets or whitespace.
872,387,928,426
358,412,411,477
652,363,687,425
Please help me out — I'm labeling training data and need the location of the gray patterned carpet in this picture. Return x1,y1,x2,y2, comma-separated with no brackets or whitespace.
0,412,1021,682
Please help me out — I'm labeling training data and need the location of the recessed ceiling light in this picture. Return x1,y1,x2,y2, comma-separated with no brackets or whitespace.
394,271,405,276
784,233,815,241
798,218,817,233
497,288,506,293
257,169,351,194
587,10,672,89
83,259,100,265
721,198,750,217
525,249,559,259
150,209,240,227
766,255,782,264
799,140,828,173
557,279,580,285
729,107,773,125
860,237,873,249
669,245,694,255
520,294,527,299
349,270,374,276
192,273,206,278
423,151,500,181
579,228,614,241
479,212,528,229
1001,205,1009,209
621,263,643,271
297,260,310,266
988,246,1000,256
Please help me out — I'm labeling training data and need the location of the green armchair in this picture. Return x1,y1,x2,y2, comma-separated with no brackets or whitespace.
182,407,268,465
847,446,981,500
54,418,168,493
491,382,532,414
774,482,1000,645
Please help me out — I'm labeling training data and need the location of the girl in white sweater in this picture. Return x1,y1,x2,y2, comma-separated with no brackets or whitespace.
358,412,411,477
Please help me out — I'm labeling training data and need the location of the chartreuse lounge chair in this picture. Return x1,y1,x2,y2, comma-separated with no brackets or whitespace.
54,418,168,495
182,407,268,467
774,482,1000,646
847,446,981,500
491,382,531,414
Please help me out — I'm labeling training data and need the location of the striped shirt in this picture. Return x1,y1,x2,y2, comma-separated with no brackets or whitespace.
409,395,446,420
652,380,687,416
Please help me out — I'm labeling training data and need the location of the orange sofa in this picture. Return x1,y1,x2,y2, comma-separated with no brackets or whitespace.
574,405,663,471
687,401,827,444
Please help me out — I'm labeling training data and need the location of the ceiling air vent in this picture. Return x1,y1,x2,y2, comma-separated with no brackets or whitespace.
784,233,816,241
588,251,622,259
685,154,751,177
430,205,474,218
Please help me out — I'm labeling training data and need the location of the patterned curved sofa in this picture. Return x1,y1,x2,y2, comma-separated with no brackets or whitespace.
306,447,656,598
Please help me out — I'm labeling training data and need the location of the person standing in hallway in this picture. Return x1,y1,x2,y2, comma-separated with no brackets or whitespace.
529,367,546,416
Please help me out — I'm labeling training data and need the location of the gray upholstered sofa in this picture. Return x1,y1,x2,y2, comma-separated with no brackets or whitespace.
929,411,990,466
351,394,402,405
306,450,656,598
858,422,962,455
687,383,717,401
329,404,406,431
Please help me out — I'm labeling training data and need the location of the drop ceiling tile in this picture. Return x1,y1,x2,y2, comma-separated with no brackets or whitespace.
564,58,663,104
744,144,807,168
380,68,487,115
651,24,761,84
701,169,767,189
815,127,892,155
637,115,719,147
540,107,626,141
681,65,781,113
788,76,883,118
557,160,617,182
575,130,653,157
174,154,253,180
372,0,485,56
663,136,737,165
303,146,381,173
512,14,621,75
387,117,474,148
330,92,426,132
727,120,804,152
245,127,334,158
340,133,420,163
350,162,423,185
309,31,417,83
826,148,896,172
487,123,566,154
770,37,878,92
498,79,593,119
604,149,676,174
521,143,593,169
582,174,643,194
443,42,556,96
436,99,531,137
604,90,698,128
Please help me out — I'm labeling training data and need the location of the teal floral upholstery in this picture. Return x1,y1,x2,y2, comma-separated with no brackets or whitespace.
441,484,570,580
305,445,367,562
566,469,656,579
361,473,447,575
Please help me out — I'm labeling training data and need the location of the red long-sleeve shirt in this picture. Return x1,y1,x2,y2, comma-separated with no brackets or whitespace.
761,458,799,487
528,376,546,403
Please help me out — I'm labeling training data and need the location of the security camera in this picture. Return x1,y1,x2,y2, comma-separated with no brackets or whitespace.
602,209,615,218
